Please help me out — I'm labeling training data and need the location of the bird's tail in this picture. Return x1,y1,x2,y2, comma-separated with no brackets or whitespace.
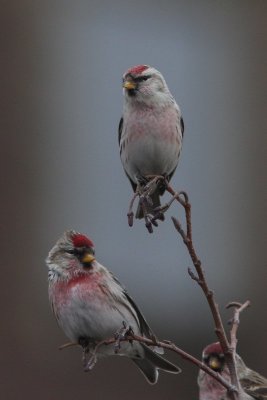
135,190,161,219
132,344,181,384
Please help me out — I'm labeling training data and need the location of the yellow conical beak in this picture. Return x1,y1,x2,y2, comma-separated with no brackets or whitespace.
123,81,136,90
81,253,95,264
209,356,221,370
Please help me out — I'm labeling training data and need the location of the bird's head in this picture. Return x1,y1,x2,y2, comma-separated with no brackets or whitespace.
122,65,172,106
202,342,226,373
46,231,96,279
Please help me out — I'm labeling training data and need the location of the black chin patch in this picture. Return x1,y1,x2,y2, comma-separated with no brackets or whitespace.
127,89,137,97
82,261,93,269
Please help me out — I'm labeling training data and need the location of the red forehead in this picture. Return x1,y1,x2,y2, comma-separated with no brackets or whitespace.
204,342,223,355
71,233,94,249
126,65,149,75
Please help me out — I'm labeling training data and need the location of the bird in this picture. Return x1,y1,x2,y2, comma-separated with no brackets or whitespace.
46,230,181,384
198,342,267,399
119,64,184,220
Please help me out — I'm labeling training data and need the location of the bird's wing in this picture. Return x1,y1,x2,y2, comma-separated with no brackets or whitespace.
180,116,184,138
103,271,154,339
242,378,267,399
118,117,137,191
118,117,123,144
121,289,155,339
167,114,184,182
238,356,267,400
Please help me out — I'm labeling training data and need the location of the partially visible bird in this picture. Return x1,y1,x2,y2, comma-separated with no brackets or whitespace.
198,342,267,400
119,64,184,219
46,230,181,384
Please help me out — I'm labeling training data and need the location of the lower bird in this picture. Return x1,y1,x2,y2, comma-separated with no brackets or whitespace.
46,230,180,384
198,342,267,399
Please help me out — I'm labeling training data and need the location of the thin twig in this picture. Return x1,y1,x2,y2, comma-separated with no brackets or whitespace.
59,342,79,350
226,301,251,354
60,188,249,399
171,213,229,354
59,333,234,392
171,192,246,400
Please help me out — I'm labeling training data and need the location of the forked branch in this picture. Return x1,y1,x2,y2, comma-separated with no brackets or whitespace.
59,332,235,392
171,191,250,400
60,184,250,399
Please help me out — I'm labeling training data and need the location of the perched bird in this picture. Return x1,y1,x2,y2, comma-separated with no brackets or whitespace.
46,230,180,383
119,64,184,219
198,342,267,400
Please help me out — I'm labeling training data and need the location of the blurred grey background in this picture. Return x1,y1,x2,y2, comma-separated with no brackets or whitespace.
1,1,266,399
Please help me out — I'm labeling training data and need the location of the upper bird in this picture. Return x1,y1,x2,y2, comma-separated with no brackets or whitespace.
46,230,180,384
119,65,184,220
198,342,267,400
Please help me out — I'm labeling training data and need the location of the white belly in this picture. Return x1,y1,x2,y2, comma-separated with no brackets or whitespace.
121,106,181,182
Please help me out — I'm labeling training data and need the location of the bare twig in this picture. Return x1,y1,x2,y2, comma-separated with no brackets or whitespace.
171,192,251,400
59,333,234,392
59,342,79,350
171,209,229,354
126,175,180,232
226,301,251,354
61,188,250,399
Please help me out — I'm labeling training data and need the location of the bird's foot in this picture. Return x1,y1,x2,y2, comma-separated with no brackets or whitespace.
136,175,149,186
114,321,134,354
139,176,166,232
142,176,162,198
127,184,157,232
127,175,173,232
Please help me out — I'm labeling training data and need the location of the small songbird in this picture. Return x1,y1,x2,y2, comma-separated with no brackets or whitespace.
46,230,180,384
198,342,267,399
119,65,184,219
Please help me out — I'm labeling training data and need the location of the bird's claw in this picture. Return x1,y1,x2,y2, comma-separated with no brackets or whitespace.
126,175,181,232
114,322,134,354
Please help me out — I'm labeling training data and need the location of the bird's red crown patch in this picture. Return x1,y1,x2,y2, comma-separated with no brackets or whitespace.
72,233,94,249
127,65,149,75
204,342,223,355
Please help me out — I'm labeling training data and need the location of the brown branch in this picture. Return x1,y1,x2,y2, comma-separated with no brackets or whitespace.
61,183,250,399
128,182,250,399
59,334,235,392
171,191,248,400
59,190,250,399
171,212,229,353
226,301,251,354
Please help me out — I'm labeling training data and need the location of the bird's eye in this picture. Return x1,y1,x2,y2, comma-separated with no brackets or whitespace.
66,249,75,255
66,247,84,256
135,75,151,82
66,247,94,257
